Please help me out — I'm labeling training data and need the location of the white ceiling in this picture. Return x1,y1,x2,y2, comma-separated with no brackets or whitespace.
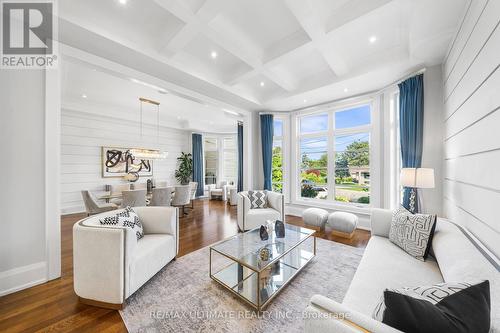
57,0,468,111
62,59,240,133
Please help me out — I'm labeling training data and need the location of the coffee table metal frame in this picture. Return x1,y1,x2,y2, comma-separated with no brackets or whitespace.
209,226,316,311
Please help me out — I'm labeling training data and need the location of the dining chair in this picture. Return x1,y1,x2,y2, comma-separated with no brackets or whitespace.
188,181,198,209
81,190,118,216
121,189,147,208
150,187,172,207
109,183,130,206
171,185,191,217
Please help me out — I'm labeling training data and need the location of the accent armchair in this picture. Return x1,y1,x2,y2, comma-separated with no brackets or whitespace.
208,181,228,200
237,191,284,231
73,206,179,309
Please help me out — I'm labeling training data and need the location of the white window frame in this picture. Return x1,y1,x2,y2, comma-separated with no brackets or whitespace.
221,135,237,185
293,99,374,210
272,118,284,194
203,136,218,186
270,114,290,201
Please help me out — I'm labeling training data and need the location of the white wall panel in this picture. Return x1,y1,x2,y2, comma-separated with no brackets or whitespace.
61,109,190,214
443,0,500,258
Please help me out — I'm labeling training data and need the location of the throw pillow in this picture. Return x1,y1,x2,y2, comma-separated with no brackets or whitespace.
372,280,490,333
100,206,144,240
389,206,436,261
247,190,267,209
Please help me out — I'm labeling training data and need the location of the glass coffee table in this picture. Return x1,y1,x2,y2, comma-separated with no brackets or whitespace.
209,223,316,310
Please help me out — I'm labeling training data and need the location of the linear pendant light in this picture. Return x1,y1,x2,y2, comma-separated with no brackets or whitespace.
131,97,168,160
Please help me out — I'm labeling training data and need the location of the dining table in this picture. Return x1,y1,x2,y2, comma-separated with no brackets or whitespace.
99,186,176,203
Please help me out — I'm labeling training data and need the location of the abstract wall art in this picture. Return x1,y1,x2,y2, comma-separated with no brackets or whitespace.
101,146,154,178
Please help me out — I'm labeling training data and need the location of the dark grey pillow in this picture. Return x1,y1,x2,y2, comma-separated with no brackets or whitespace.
372,281,490,333
247,190,267,209
389,207,436,261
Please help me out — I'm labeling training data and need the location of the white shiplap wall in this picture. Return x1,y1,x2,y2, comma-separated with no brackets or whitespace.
61,108,190,214
443,0,500,257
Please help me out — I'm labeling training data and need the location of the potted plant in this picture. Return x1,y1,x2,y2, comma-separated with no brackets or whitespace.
175,152,193,185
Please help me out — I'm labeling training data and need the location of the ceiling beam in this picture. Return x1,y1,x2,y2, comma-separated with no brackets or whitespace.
284,0,350,77
154,0,298,92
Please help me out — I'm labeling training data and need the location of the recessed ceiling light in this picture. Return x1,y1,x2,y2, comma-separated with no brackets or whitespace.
369,36,377,43
344,88,349,92
303,99,307,103
118,0,127,4
81,94,87,98
260,81,265,87
210,51,218,59
176,116,182,120
209,121,214,125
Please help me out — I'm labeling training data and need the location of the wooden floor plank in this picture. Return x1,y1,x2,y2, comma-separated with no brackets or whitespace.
0,199,370,332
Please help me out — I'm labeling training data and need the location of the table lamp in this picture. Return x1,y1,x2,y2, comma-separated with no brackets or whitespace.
400,168,435,213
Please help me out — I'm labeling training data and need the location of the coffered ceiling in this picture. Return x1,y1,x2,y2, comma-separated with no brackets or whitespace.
57,0,468,111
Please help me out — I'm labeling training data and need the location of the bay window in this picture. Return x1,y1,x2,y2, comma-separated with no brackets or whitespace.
297,104,372,205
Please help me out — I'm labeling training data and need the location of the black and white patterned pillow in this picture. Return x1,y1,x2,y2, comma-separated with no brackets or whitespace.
372,281,491,333
247,190,268,209
389,207,436,261
100,206,144,240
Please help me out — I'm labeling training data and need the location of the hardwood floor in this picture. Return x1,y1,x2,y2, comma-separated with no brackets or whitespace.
0,199,370,332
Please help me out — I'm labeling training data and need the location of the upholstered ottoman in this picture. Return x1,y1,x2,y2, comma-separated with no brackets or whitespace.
302,208,329,231
327,211,358,238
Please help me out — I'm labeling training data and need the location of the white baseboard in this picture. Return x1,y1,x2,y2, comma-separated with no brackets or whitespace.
285,203,371,230
0,262,48,296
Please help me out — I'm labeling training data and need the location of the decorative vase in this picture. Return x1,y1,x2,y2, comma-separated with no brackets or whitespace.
259,247,270,261
259,225,269,241
275,220,285,238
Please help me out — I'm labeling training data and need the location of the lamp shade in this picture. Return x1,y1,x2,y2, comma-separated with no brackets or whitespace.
400,168,435,188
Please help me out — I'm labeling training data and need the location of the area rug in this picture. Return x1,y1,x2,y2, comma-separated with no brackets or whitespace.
120,238,365,333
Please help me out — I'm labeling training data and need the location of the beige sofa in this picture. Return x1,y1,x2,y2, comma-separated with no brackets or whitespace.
304,208,499,332
73,206,179,309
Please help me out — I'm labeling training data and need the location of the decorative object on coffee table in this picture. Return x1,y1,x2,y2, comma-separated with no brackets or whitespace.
259,247,270,261
260,225,269,240
275,220,285,238
327,212,358,239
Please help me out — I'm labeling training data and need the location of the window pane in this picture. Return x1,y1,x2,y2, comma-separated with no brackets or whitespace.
222,137,237,184
272,183,283,193
205,150,217,185
300,114,328,134
205,137,217,150
300,137,328,200
272,140,283,186
223,137,236,150
334,133,370,204
273,119,283,137
335,105,371,129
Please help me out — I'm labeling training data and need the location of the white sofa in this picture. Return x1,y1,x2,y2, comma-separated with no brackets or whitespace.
73,206,179,309
237,191,284,231
305,208,499,332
